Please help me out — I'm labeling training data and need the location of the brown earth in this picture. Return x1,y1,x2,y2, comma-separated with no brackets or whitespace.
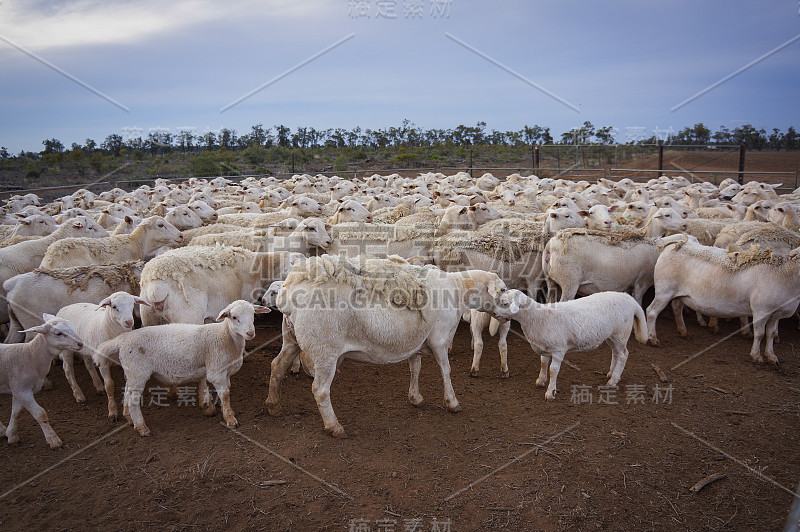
0,307,799,531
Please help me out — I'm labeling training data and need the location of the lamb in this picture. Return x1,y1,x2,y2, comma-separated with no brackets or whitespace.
0,314,83,448
645,236,800,363
266,254,507,437
40,216,183,268
488,288,647,400
3,261,145,344
139,245,302,326
56,292,148,409
328,199,373,224
96,300,269,436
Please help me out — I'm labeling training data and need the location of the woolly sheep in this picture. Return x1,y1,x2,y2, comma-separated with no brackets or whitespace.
40,216,183,268
0,314,83,448
97,300,269,436
165,204,204,230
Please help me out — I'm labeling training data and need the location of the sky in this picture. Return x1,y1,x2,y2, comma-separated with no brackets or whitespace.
0,0,798,153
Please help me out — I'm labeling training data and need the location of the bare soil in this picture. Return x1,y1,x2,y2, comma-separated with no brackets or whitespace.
1,308,799,531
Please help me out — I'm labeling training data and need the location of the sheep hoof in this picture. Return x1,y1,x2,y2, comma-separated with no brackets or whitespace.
409,397,425,408
202,405,216,416
137,427,151,437
329,425,347,439
710,327,720,333
108,414,118,423
647,338,660,347
74,395,86,404
7,436,19,445
501,370,510,379
266,403,281,417
95,388,105,395
545,391,557,401
447,404,462,413
535,378,546,387
750,355,764,364
678,331,689,339
469,369,479,378
226,419,239,428
48,438,63,450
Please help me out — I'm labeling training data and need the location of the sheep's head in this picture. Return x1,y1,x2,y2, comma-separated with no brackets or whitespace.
98,291,149,330
261,281,284,308
22,314,83,353
491,288,527,318
216,300,269,340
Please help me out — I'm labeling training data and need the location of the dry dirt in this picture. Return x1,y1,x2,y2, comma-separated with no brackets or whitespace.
1,305,799,531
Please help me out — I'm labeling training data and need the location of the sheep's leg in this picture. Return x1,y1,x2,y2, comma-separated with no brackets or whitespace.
60,350,86,404
0,417,5,436
208,375,237,427
266,338,302,416
749,314,767,363
631,279,650,307
5,395,25,444
198,379,216,416
469,311,488,377
708,316,720,333
408,353,424,407
763,317,781,364
429,342,461,413
311,362,345,438
98,362,118,422
606,338,629,387
695,311,708,327
20,392,62,449
544,352,565,401
545,278,559,304
740,316,753,338
124,378,150,437
82,354,105,395
290,355,301,374
536,355,551,387
670,300,689,338
498,320,511,378
558,282,579,303
645,294,674,346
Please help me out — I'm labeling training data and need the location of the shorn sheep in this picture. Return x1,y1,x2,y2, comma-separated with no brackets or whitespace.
96,300,269,436
489,288,647,401
0,314,83,448
267,254,507,438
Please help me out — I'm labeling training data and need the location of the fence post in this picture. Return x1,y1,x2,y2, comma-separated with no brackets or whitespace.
291,152,295,173
657,145,663,174
737,145,746,185
533,146,540,169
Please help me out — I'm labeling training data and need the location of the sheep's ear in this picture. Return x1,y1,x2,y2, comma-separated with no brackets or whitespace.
216,306,233,321
609,205,619,213
459,207,468,214
42,313,57,322
71,219,85,229
576,210,588,217
487,277,505,298
133,296,150,306
124,215,133,224
98,296,112,307
21,323,49,335
253,305,271,314
509,295,520,314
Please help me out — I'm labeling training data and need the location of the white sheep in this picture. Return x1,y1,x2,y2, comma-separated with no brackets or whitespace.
97,300,269,436
0,314,83,448
165,204,204,230
56,292,148,410
40,216,183,268
3,261,145,344
490,288,647,400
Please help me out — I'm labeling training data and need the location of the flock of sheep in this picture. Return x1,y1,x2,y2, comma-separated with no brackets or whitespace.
0,170,797,445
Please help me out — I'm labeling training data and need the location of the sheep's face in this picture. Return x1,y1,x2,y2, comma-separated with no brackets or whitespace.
99,291,148,330
16,214,57,236
261,281,283,308
165,205,203,230
70,216,108,238
22,314,83,353
143,216,184,245
297,219,332,249
623,202,650,220
337,200,372,223
491,288,526,318
217,300,269,340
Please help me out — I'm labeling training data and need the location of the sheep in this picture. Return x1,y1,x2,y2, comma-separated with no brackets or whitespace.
768,202,800,231
139,246,302,326
0,217,108,325
1,214,57,240
216,202,262,216
542,208,687,305
181,223,248,242
3,261,145,344
40,216,183,268
488,288,646,400
645,236,800,363
266,254,507,438
0,314,83,448
165,204,204,230
328,199,373,224
97,300,269,436
56,292,148,407
187,200,219,223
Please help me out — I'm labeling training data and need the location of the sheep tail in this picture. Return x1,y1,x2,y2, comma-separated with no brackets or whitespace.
489,316,500,337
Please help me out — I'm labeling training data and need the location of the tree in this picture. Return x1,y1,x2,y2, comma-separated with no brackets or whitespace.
785,126,799,151
177,130,195,153
0,147,9,159
275,125,291,148
42,138,64,154
83,138,97,155
219,129,236,149
101,134,123,156
249,124,267,146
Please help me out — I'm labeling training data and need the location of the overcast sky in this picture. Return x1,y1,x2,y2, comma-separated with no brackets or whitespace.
0,0,798,153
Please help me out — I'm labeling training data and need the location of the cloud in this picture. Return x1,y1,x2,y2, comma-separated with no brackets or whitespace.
0,0,331,51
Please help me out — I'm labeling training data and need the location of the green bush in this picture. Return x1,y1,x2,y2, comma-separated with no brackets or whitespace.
191,153,219,177
333,154,348,171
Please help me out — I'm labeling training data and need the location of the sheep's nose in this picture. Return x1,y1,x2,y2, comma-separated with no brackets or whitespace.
323,240,332,248
124,320,134,328
508,200,515,206
211,213,218,220
681,224,688,231
76,342,84,350
366,215,373,222
176,234,185,242
247,330,255,339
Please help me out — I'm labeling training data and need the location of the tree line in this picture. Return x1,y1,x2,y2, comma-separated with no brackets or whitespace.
4,120,799,161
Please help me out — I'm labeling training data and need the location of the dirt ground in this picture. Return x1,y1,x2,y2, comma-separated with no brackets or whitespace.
0,304,799,531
